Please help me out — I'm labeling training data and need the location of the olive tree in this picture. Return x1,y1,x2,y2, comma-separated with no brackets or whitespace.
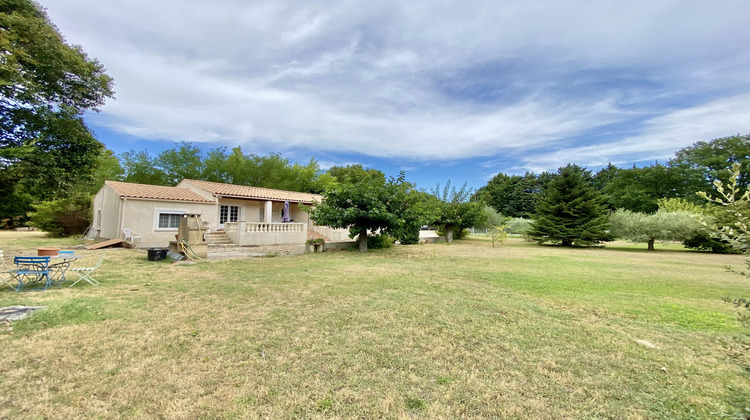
609,209,707,251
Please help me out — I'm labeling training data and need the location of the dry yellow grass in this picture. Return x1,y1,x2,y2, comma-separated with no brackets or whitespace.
0,231,748,418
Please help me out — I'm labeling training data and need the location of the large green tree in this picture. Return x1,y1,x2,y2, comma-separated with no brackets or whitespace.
0,0,113,224
529,164,610,246
120,144,325,192
600,163,698,213
309,165,419,251
476,171,554,218
671,134,750,189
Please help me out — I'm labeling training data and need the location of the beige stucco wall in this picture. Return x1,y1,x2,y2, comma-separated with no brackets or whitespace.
92,185,122,241
120,199,215,247
309,225,352,241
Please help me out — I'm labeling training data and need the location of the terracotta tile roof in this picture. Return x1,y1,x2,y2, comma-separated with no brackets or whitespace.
181,179,321,203
105,181,215,203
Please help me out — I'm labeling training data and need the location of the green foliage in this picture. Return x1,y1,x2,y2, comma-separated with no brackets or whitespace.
387,189,435,246
657,197,706,213
367,233,394,249
697,163,750,251
609,209,706,251
683,232,738,254
305,238,325,246
476,206,509,230
28,192,92,236
0,0,113,225
84,149,124,194
119,144,326,193
120,149,168,185
430,181,487,242
404,397,426,411
475,171,554,218
529,164,611,246
506,217,533,234
155,142,206,185
671,133,750,189
489,224,510,247
658,198,738,253
600,163,696,213
309,165,421,251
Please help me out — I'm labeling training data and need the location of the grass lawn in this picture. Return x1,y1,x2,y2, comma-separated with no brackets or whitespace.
1,231,749,419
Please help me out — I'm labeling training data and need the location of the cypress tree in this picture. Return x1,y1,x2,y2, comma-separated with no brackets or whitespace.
529,164,611,246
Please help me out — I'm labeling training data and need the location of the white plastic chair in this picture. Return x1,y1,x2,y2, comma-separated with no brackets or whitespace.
69,252,105,287
123,228,141,244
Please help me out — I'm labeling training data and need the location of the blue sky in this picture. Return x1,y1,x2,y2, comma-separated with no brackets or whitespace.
44,0,750,191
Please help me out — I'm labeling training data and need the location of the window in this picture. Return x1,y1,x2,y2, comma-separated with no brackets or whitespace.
158,213,182,229
220,205,239,224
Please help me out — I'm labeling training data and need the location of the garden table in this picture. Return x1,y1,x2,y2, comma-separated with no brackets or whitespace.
48,253,82,284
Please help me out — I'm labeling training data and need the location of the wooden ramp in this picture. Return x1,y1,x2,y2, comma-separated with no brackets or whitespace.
84,238,129,250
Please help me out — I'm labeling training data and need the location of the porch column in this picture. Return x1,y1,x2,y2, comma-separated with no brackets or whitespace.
264,201,273,222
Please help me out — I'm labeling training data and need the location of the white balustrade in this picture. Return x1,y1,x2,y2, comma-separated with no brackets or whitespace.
244,223,304,233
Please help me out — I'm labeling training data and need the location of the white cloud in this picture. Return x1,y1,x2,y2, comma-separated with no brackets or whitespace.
521,93,750,172
43,0,750,167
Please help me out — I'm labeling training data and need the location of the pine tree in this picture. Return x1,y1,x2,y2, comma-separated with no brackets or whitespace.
529,164,611,246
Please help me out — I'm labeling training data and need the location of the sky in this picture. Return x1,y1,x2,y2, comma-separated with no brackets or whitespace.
43,0,750,191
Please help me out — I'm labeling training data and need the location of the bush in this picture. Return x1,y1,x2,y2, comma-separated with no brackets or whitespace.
392,221,421,245
506,217,532,234
436,227,469,240
367,234,395,249
683,232,740,254
29,194,92,236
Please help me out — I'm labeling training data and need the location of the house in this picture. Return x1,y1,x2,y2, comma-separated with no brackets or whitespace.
91,179,349,249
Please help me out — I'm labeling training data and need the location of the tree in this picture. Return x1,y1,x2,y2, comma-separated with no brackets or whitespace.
609,209,706,251
155,142,205,185
476,171,553,218
601,163,697,213
529,164,610,246
121,150,168,185
671,134,750,190
697,162,750,251
309,165,418,251
29,191,92,236
0,0,114,224
430,181,486,242
388,189,436,245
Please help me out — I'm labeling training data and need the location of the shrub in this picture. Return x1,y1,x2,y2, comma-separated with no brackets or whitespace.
367,234,394,249
394,224,421,245
29,193,92,236
683,232,740,254
305,238,325,245
506,217,532,234
436,227,469,240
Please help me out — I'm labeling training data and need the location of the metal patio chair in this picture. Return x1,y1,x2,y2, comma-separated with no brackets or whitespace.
69,252,105,287
13,256,53,291
0,250,20,290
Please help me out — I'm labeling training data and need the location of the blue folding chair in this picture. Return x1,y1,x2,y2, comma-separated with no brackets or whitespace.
13,256,53,292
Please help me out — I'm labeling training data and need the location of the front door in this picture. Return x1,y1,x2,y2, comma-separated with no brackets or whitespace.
219,205,239,229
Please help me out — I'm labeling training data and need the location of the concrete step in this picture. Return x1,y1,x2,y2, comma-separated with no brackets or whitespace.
204,232,234,245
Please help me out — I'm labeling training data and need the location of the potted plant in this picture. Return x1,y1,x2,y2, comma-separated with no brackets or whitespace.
305,238,325,253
